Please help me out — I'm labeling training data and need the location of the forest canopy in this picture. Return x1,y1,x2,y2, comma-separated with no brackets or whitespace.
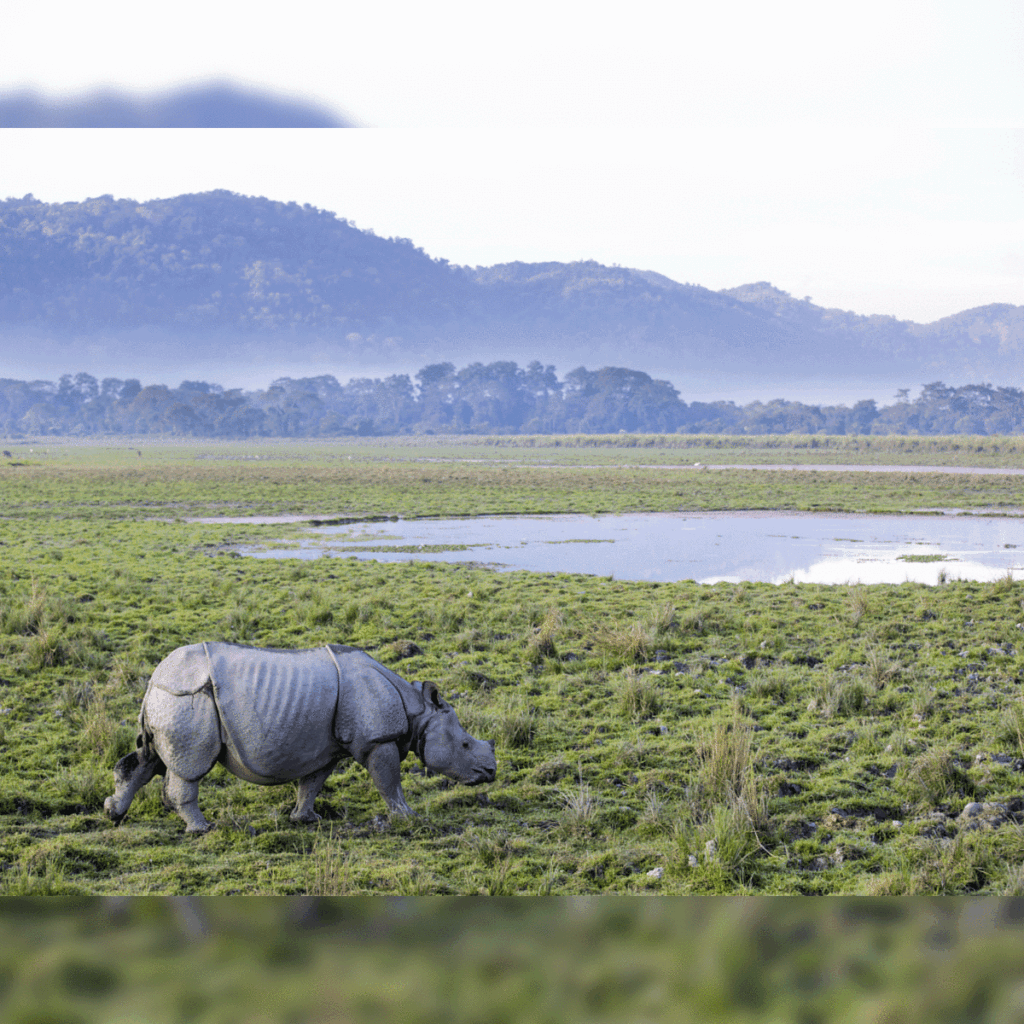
1,363,1021,438
2,191,1023,391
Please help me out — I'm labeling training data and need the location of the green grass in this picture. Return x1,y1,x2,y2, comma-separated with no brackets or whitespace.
0,437,1023,894
2,451,1023,525
8,431,1024,467
6,899,1024,1024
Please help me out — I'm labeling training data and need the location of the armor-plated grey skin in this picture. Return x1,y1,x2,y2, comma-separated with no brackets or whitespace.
104,642,497,833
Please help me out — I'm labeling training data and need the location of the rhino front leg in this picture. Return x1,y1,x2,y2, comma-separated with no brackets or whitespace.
365,742,415,817
162,771,213,834
291,760,338,823
105,749,161,825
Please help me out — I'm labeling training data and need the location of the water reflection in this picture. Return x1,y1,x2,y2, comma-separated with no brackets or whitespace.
244,512,1023,585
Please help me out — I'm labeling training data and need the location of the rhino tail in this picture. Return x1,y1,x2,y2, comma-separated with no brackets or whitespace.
136,704,158,765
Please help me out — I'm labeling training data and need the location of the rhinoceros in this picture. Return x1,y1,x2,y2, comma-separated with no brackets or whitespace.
104,642,497,833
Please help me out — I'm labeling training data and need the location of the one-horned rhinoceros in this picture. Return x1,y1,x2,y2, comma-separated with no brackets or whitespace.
104,642,497,833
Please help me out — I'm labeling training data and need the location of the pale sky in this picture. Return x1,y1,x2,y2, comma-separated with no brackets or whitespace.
1,0,1022,323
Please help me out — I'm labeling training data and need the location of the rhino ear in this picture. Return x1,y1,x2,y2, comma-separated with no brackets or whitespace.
424,681,444,707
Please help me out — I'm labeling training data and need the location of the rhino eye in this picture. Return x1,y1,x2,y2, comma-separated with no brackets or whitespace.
462,741,469,749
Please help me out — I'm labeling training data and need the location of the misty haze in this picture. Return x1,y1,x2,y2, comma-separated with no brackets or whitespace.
1,191,1022,421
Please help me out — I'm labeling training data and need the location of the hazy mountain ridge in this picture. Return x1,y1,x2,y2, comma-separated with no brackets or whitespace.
1,191,1021,391
0,81,350,127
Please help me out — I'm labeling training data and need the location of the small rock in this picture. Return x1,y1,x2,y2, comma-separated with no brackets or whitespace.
960,802,985,818
688,855,698,868
705,839,718,859
646,867,664,880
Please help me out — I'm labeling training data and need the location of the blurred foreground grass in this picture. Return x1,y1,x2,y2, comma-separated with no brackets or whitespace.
4,897,1024,1023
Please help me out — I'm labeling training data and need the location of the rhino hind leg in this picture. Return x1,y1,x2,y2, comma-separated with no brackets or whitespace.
291,759,339,823
163,771,213,834
365,742,415,817
104,748,162,825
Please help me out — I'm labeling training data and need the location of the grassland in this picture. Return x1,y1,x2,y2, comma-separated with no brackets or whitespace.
6,430,1024,467
1,436,1023,894
4,898,1024,1024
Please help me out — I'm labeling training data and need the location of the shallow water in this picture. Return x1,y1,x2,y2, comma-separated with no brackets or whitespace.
243,511,1024,585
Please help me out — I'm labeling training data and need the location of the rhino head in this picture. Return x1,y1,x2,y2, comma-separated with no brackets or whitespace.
417,681,496,785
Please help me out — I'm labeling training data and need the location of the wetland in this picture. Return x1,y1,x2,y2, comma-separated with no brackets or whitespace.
1,434,1024,894
243,510,1024,585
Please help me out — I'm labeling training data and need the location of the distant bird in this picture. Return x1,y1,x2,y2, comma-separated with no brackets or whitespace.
2,450,11,458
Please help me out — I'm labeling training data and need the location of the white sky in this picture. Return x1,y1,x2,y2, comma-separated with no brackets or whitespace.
1,0,1022,323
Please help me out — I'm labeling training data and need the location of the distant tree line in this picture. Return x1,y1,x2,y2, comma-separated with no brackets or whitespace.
1,363,1022,437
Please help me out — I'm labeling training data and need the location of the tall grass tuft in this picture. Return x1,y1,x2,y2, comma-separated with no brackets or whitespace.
618,667,660,721
865,647,901,688
306,831,351,895
558,767,597,836
594,621,655,662
690,801,762,882
697,715,754,806
22,628,76,670
647,601,677,636
991,570,1017,596
494,693,535,748
527,607,562,661
108,651,150,691
298,594,334,627
640,788,671,832
811,673,868,718
846,587,870,626
688,709,770,848
899,748,974,809
1,581,76,636
998,702,1024,755
747,667,790,701
224,600,259,642
865,832,981,895
0,851,71,895
79,692,136,766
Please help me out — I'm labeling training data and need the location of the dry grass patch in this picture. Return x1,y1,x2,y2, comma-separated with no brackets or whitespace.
594,621,655,662
558,768,597,836
527,607,562,661
899,748,974,810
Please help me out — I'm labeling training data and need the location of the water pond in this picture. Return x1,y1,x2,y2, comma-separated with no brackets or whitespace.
242,511,1023,585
